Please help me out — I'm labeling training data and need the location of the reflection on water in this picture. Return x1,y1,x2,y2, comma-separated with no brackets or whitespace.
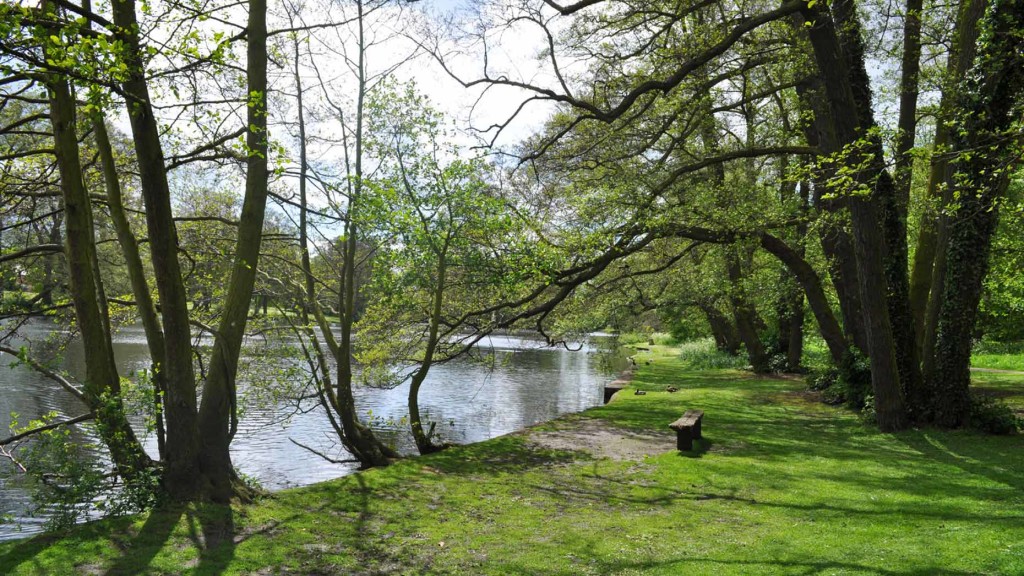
0,320,623,540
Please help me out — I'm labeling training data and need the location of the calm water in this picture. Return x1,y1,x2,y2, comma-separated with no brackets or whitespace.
0,320,621,540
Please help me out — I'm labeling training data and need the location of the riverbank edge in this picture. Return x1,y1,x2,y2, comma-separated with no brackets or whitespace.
0,344,1022,575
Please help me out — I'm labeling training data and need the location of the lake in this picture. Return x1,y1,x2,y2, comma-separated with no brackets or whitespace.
0,320,622,540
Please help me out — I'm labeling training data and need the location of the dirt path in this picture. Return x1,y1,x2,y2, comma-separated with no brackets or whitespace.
970,367,1024,375
525,418,676,461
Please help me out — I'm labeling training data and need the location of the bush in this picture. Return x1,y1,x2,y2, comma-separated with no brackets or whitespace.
808,367,839,391
837,351,872,410
650,332,679,346
968,393,1021,435
861,394,876,424
972,340,1024,356
678,338,747,370
767,353,791,374
5,413,161,532
806,351,871,411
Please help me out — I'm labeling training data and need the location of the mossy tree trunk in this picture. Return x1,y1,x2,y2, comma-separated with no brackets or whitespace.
800,1,908,430
913,0,987,376
930,0,1024,426
44,41,152,479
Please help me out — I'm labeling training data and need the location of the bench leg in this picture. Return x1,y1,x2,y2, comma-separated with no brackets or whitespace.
693,418,702,440
676,428,693,451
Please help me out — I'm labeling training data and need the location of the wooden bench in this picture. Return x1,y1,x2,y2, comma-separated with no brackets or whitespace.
669,409,704,451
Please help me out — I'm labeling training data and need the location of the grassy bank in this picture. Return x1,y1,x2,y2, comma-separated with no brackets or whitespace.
2,348,1022,575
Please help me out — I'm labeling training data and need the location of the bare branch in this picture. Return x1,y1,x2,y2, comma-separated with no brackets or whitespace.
1,413,95,446
0,345,88,403
289,437,360,464
0,244,63,265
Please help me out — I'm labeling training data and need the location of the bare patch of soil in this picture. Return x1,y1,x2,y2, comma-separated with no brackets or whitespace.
970,367,1024,375
525,418,675,461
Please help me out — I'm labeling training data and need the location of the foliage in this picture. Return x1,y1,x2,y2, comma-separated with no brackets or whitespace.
4,410,162,533
807,350,872,410
977,177,1024,341
5,413,105,531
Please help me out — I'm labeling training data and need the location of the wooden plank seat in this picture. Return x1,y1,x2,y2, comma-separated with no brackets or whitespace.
669,409,704,451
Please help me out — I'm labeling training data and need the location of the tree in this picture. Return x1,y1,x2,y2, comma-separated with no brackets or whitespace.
360,83,533,453
1,0,275,501
425,0,1022,429
927,0,1024,426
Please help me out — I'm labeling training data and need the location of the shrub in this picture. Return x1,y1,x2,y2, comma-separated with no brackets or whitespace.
837,351,872,410
968,393,1021,435
806,351,871,411
6,412,161,532
767,353,791,374
808,367,839,391
860,394,876,424
972,339,1024,355
650,332,679,346
677,338,747,370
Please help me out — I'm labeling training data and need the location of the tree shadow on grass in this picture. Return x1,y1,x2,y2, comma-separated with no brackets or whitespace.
896,429,1024,492
98,505,185,576
96,502,238,576
494,547,984,576
0,515,135,575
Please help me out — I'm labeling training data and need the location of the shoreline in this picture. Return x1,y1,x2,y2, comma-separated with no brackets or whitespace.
2,352,1021,574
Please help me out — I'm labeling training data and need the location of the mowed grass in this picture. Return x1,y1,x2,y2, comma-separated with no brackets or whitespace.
971,341,1024,372
971,370,1024,414
2,353,1022,575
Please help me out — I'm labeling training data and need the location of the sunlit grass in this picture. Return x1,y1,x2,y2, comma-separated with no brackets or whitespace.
972,353,1024,372
1,354,1022,575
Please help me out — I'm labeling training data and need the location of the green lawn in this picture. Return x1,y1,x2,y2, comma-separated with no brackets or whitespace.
971,341,1024,372
971,370,1024,414
1,353,1022,575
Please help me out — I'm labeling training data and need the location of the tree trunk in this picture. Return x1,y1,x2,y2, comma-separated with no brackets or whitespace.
111,0,203,498
725,247,770,372
759,232,847,366
699,303,740,355
801,2,907,430
773,172,808,372
92,116,168,460
330,0,398,467
775,270,805,371
45,52,151,478
930,0,1024,426
832,0,921,417
409,254,446,455
696,95,768,372
793,77,869,353
197,0,269,503
912,0,987,364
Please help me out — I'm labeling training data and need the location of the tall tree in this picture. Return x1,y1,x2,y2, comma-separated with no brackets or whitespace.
928,0,1024,426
